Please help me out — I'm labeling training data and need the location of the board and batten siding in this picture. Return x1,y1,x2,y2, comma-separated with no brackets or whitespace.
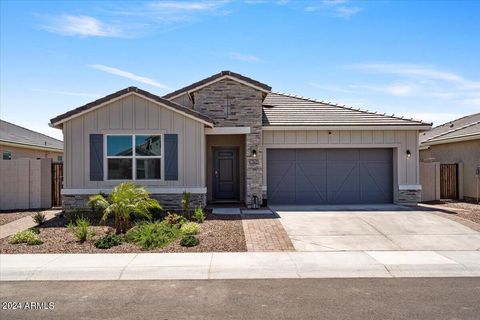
62,94,205,190
262,129,420,187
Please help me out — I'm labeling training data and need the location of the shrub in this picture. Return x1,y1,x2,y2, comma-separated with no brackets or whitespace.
68,217,92,242
192,207,205,223
29,227,40,234
32,211,46,225
182,191,191,215
9,230,43,245
88,183,161,234
181,222,200,235
94,234,123,249
126,221,182,249
165,212,187,227
66,208,90,225
180,235,199,247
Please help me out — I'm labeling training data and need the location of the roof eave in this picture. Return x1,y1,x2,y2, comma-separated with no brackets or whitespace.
262,124,432,131
163,72,272,100
50,89,214,128
420,133,480,146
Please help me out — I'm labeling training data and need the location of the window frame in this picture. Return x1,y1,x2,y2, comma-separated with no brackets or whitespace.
104,133,164,182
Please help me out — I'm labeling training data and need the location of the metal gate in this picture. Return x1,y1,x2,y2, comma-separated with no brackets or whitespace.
52,162,63,207
440,164,458,199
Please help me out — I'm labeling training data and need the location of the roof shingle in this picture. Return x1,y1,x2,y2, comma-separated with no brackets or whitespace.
0,120,63,150
420,113,480,145
262,92,431,127
163,70,272,99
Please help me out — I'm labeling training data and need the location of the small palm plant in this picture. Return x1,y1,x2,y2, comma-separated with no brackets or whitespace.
88,183,161,234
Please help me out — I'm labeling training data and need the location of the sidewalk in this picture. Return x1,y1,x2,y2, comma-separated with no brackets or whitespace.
1,251,479,281
0,210,60,239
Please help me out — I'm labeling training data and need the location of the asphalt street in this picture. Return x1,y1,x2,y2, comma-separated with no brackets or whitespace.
1,278,479,320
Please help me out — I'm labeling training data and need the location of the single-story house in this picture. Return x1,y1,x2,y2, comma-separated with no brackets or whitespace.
420,113,480,202
50,71,431,210
0,120,63,161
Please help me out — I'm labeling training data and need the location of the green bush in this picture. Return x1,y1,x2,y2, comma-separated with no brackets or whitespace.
88,183,161,234
182,191,191,215
165,213,187,227
180,235,199,247
66,208,91,225
29,227,40,234
192,207,205,223
94,234,123,249
126,221,182,249
9,230,43,245
68,217,92,242
181,222,200,235
32,211,46,225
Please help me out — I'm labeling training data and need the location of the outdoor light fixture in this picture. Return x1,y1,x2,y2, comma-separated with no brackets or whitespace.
406,150,412,158
252,149,257,158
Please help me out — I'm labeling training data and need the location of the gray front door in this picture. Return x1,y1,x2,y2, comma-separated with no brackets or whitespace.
213,148,239,201
267,148,393,204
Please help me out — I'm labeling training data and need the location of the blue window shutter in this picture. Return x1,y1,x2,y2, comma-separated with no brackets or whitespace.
90,134,104,181
164,134,178,181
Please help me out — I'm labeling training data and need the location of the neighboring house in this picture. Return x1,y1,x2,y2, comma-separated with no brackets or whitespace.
50,71,431,210
0,120,63,161
420,113,480,202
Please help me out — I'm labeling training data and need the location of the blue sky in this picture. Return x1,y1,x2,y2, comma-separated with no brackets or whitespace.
1,0,479,140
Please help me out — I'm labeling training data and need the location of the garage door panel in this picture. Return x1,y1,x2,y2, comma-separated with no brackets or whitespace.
327,149,359,161
295,149,327,161
267,148,393,205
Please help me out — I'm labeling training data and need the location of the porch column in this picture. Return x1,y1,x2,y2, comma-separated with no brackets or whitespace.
245,127,263,208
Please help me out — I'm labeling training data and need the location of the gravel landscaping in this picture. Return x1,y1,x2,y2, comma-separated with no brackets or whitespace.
0,211,35,226
421,201,480,229
0,212,247,254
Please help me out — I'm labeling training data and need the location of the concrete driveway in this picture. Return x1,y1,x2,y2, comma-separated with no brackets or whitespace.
271,205,480,251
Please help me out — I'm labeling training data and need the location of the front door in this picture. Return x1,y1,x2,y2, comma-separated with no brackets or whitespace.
213,148,239,201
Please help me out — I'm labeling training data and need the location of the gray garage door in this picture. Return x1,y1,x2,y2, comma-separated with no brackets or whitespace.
267,148,393,204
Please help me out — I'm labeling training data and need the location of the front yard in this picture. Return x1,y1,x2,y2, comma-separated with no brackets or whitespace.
0,183,246,254
0,211,246,254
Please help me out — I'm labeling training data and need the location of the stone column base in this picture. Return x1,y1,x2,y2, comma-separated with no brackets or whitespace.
397,189,422,205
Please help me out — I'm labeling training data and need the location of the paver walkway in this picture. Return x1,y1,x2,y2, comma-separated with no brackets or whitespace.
0,210,60,239
242,214,295,252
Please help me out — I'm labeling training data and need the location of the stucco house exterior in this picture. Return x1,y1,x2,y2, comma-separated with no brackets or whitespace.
50,71,431,210
420,113,480,202
0,120,63,161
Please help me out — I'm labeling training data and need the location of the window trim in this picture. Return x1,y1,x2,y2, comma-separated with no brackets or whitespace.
103,133,164,182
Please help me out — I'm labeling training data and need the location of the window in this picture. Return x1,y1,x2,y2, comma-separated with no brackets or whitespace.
2,150,12,160
106,135,162,180
57,156,63,162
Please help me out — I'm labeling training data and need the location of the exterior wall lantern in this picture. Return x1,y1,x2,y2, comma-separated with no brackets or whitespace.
252,149,257,158
406,150,412,158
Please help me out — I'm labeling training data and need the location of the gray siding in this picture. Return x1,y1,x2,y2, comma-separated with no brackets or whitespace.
63,94,205,190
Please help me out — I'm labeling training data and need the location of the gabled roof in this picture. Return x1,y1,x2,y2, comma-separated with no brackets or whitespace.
163,70,272,100
262,92,432,128
420,113,480,145
50,87,213,127
0,120,63,150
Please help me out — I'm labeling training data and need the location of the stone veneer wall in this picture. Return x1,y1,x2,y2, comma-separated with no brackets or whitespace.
193,78,264,208
62,193,206,212
397,189,421,205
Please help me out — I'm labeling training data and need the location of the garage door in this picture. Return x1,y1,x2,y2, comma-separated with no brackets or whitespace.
267,148,393,204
